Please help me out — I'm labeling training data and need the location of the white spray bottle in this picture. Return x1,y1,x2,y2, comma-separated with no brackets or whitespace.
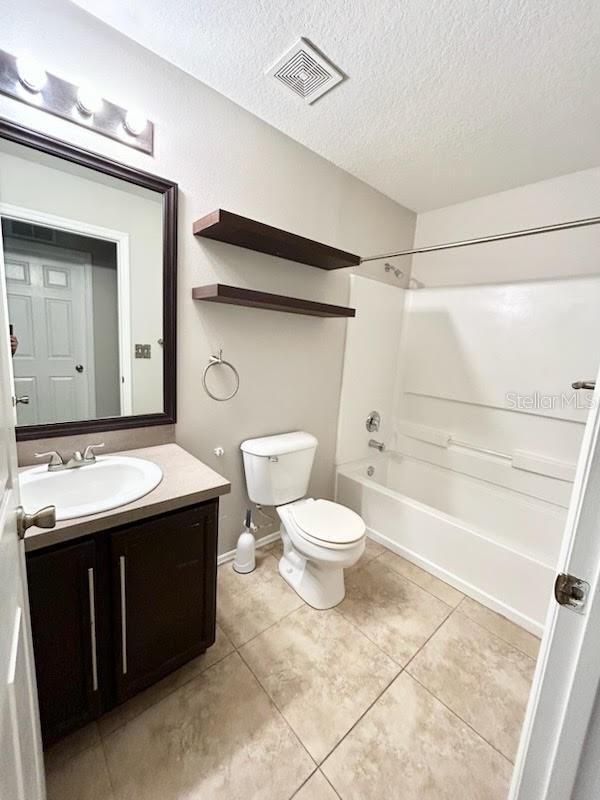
233,509,256,574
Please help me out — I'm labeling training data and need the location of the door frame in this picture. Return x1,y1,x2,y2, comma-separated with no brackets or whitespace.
0,202,133,416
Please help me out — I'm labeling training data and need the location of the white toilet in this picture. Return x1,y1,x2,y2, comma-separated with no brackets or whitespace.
240,431,366,609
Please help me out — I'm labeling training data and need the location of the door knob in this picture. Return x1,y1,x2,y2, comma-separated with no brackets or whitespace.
15,395,29,405
16,505,56,540
75,364,84,373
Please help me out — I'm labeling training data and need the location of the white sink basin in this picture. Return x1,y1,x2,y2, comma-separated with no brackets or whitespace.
20,456,163,521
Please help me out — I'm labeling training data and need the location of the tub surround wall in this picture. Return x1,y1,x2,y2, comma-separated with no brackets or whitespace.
395,277,600,510
3,0,416,554
336,275,405,466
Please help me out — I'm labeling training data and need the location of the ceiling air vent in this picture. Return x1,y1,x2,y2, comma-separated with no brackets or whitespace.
266,39,344,104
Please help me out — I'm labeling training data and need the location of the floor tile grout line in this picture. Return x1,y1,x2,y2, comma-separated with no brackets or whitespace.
288,766,319,800
372,550,539,657
97,645,237,741
289,767,342,800
318,665,408,769
234,599,405,777
225,598,304,650
334,576,455,673
320,768,343,799
99,734,118,800
402,603,456,674
406,670,516,766
451,603,540,661
371,550,464,608
330,605,405,670
43,723,101,770
323,604,457,766
236,644,319,772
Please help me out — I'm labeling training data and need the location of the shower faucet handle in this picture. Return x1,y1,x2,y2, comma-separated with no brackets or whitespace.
365,411,381,433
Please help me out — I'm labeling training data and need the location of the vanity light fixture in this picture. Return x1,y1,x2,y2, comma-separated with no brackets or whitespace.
16,57,46,93
76,85,103,116
124,109,147,137
0,48,154,154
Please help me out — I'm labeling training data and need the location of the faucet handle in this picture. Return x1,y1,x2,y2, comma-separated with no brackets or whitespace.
83,443,105,461
34,450,64,468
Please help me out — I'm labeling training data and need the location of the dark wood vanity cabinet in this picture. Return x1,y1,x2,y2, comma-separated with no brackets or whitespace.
26,500,218,747
111,503,217,703
27,539,102,743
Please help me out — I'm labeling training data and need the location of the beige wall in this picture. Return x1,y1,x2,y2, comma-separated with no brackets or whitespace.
3,0,416,553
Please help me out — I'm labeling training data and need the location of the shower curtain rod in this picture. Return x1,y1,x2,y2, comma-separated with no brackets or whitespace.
359,214,600,263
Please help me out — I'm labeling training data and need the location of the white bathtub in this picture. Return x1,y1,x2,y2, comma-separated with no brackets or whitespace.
336,454,566,635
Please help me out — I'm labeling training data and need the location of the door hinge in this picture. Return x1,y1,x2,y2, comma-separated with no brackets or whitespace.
554,573,590,614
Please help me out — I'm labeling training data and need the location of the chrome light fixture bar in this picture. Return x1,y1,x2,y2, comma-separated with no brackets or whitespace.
0,49,153,155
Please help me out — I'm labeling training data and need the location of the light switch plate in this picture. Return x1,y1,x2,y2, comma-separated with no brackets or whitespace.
135,344,151,359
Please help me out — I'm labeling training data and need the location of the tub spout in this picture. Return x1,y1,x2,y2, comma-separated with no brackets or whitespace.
368,439,385,452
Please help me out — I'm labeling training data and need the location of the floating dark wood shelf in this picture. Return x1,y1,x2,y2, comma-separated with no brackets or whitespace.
192,284,356,318
193,209,361,270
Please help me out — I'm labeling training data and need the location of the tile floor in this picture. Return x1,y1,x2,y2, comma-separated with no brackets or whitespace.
44,537,540,799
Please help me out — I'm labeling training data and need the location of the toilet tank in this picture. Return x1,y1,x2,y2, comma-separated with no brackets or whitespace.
240,431,318,506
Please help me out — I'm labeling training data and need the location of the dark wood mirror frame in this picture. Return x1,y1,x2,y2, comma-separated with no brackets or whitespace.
0,118,177,441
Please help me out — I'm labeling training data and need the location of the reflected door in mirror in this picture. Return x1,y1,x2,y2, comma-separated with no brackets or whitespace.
6,241,96,425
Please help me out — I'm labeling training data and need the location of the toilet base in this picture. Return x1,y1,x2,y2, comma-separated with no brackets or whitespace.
278,552,345,610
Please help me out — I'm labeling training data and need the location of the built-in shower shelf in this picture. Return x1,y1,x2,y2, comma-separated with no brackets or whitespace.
192,209,361,270
192,284,356,318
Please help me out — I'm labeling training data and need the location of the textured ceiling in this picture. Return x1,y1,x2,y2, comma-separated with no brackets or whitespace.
71,0,600,211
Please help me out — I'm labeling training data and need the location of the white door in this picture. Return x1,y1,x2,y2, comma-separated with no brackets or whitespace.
0,230,45,798
511,371,600,798
4,239,95,425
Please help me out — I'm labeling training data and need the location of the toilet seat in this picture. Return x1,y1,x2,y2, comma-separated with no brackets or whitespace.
290,499,365,548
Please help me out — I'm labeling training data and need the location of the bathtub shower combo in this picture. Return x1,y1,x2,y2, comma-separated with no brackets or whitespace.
337,452,565,635
334,235,600,636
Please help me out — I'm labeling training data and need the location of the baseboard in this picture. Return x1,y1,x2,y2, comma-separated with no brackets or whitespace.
217,530,281,566
366,526,545,638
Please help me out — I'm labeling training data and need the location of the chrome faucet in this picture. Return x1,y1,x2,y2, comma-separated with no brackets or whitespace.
35,443,105,472
368,439,385,452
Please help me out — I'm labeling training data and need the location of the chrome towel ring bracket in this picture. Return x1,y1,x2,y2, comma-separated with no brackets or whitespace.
202,349,240,401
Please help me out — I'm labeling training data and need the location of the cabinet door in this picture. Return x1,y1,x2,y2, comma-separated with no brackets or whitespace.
26,540,101,746
111,502,218,703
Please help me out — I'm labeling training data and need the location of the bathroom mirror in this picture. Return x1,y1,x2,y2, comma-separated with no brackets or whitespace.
0,120,177,440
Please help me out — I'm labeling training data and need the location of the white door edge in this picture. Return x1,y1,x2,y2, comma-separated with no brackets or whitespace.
511,361,600,798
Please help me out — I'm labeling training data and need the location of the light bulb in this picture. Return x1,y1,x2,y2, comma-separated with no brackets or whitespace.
16,57,46,93
124,109,147,136
76,86,103,116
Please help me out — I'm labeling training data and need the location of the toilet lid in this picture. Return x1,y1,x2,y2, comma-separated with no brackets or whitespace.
291,499,365,545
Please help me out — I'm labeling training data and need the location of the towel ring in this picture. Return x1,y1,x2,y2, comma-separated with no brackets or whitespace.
202,350,240,401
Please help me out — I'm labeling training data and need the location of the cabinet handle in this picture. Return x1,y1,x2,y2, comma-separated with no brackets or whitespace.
119,556,128,675
87,568,98,692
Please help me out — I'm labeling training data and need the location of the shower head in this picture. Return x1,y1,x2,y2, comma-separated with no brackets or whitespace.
384,263,404,279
